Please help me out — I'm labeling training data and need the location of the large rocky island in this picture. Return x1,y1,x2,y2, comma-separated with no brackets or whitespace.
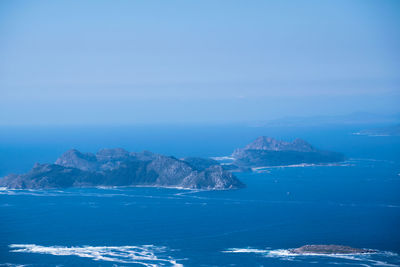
0,148,244,190
231,136,345,167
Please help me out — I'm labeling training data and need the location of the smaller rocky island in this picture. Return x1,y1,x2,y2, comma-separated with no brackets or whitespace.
290,245,375,255
231,136,345,168
0,148,245,190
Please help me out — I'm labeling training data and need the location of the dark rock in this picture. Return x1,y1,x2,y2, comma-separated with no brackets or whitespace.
290,245,375,254
181,157,220,171
0,163,102,189
220,164,252,173
55,149,98,171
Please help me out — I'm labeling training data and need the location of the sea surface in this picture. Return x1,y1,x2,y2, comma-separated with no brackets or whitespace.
0,124,399,266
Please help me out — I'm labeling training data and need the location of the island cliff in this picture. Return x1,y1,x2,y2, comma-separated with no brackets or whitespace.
0,148,245,190
232,136,345,167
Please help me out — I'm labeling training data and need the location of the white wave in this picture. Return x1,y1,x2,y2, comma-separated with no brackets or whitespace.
222,247,400,266
380,204,400,209
250,167,271,173
253,162,354,170
210,156,235,161
95,186,120,189
0,264,28,267
0,188,186,198
9,244,183,267
352,132,393,137
223,248,269,253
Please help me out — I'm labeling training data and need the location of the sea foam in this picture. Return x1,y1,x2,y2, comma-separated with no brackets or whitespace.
9,244,183,267
222,247,400,266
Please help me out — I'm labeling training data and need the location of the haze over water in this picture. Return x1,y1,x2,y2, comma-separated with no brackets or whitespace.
1,0,399,125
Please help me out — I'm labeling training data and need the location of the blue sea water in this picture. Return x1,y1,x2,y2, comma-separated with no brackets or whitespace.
0,124,399,266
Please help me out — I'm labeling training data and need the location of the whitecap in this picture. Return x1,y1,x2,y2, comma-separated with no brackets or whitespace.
252,162,354,170
222,247,400,266
9,244,183,267
223,248,269,254
210,156,235,161
0,264,28,267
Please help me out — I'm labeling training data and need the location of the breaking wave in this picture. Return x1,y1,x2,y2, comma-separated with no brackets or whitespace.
223,247,400,266
9,244,183,267
252,162,354,171
0,188,185,199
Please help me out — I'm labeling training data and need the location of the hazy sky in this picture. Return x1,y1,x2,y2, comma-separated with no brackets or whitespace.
0,0,399,125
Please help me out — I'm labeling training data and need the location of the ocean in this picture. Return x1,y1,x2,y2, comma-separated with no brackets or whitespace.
0,124,399,266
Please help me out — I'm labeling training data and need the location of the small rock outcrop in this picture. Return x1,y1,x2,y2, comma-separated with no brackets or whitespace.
290,245,375,254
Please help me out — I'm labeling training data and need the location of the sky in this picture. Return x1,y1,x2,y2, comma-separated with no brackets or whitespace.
0,0,399,125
